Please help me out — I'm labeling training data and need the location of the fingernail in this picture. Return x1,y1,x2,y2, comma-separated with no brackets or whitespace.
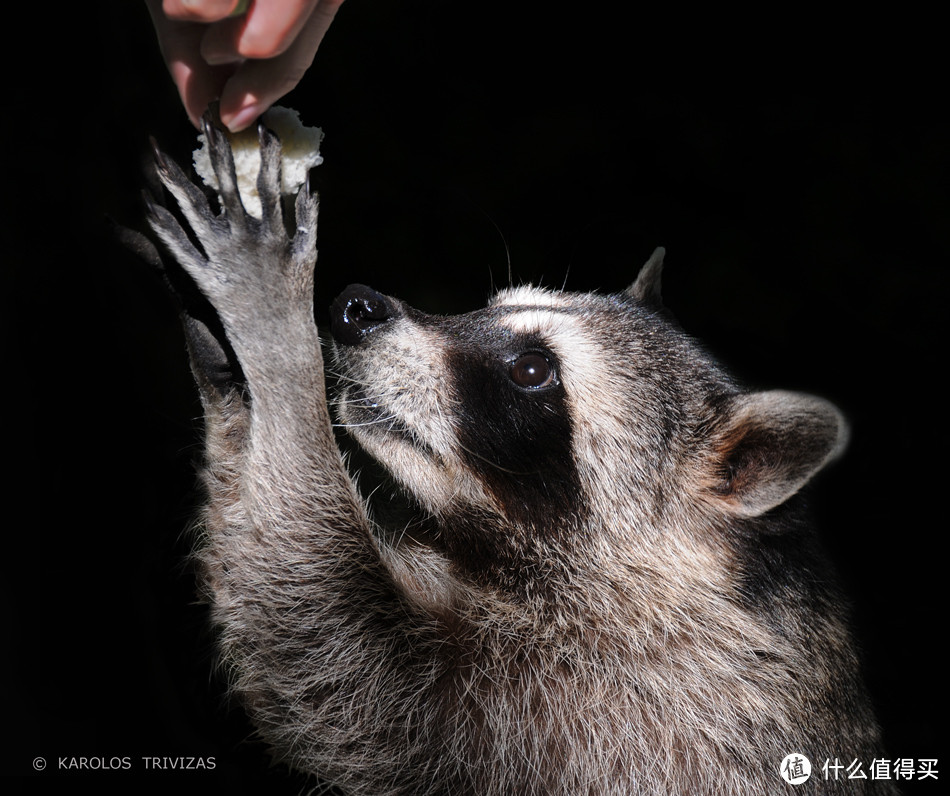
221,103,261,132
204,52,244,66
180,0,239,17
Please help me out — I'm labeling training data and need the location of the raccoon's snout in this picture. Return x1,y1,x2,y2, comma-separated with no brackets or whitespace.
330,284,395,346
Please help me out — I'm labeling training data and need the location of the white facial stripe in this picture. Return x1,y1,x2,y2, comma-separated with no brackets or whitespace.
337,318,498,516
492,285,571,309
496,308,607,408
350,428,489,513
498,304,632,487
496,306,572,335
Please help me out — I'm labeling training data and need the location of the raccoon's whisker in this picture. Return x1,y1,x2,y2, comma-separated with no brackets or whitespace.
560,262,572,293
334,413,398,430
325,368,372,389
463,193,512,292
333,394,385,409
453,438,535,476
340,416,394,429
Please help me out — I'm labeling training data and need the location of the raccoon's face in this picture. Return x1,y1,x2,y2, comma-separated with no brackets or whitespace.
329,262,848,601
328,281,709,542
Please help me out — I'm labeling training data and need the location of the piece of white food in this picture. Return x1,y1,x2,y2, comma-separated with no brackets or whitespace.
193,106,323,220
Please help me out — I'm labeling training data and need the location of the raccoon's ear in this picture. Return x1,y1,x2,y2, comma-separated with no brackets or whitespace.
705,390,849,518
625,247,665,306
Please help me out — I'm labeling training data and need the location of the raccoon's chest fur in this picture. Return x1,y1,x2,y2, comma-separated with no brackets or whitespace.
144,118,891,794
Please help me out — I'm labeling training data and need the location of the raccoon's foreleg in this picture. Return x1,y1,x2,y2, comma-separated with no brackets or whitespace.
146,113,427,782
147,112,347,519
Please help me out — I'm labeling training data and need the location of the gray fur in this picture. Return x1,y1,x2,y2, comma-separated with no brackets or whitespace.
145,112,892,794
625,245,665,305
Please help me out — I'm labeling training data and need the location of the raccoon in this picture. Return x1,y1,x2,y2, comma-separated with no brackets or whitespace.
141,111,893,795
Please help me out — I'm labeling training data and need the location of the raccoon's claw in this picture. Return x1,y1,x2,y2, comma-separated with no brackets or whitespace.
147,136,219,261
256,123,283,231
199,110,248,232
144,181,209,279
148,135,167,174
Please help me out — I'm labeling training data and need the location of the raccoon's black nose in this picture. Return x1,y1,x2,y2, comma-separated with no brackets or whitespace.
330,284,395,346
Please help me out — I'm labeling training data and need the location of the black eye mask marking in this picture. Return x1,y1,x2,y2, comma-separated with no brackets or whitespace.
447,338,582,531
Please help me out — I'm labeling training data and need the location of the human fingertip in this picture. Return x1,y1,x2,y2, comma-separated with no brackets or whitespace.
221,102,262,132
172,0,239,21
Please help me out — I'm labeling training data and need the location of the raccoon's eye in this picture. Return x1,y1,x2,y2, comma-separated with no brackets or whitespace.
509,353,556,389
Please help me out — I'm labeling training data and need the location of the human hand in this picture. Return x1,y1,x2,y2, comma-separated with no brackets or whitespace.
146,0,344,132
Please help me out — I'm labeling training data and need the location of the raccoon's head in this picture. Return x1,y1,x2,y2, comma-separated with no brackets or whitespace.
329,250,848,595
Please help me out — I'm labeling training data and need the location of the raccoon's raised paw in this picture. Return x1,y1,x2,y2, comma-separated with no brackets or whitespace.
145,107,319,320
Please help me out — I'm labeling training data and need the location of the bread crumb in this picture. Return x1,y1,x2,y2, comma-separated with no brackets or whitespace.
193,107,323,219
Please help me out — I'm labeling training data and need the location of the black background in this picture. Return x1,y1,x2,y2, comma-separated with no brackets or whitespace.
4,2,944,791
